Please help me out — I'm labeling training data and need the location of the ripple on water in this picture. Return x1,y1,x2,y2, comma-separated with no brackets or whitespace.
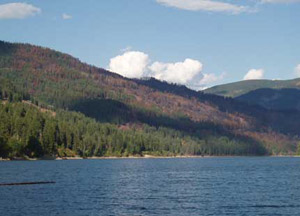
0,157,300,216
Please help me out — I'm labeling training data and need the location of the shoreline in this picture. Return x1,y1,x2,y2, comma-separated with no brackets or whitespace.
1,154,299,161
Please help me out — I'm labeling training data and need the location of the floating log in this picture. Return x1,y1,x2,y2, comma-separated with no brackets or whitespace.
0,181,55,186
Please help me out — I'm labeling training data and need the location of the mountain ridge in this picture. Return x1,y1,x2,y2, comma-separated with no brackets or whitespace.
0,40,299,157
236,88,300,112
204,78,300,97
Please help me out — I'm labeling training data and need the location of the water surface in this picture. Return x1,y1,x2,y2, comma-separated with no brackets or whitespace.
1,157,300,215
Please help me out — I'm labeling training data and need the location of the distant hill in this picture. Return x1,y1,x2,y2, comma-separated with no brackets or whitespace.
1,40,300,157
204,79,300,97
236,88,300,111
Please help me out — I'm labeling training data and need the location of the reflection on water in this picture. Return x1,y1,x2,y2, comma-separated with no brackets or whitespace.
1,157,300,216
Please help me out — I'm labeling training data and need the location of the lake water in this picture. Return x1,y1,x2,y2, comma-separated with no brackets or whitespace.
1,157,300,216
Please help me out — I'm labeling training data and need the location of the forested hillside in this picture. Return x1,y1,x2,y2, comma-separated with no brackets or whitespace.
0,101,268,158
0,40,299,158
204,79,300,97
236,88,300,111
203,76,300,112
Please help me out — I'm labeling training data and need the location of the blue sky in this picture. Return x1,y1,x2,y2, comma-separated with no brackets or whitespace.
0,0,299,89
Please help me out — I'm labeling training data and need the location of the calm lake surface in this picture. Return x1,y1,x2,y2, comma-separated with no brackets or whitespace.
1,157,300,216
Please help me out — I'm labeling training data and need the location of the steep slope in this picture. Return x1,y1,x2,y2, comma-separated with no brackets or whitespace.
0,40,299,155
0,40,253,129
236,88,300,111
135,78,300,136
204,79,300,97
4,101,242,158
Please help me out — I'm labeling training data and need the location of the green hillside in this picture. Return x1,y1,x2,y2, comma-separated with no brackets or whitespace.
236,88,300,111
0,40,299,158
204,79,300,97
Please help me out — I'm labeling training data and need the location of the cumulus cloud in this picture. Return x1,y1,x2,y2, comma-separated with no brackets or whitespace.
243,69,264,80
108,51,149,78
108,51,224,90
149,59,203,84
188,72,225,90
62,13,72,20
295,64,300,77
156,0,249,14
0,3,41,19
198,72,225,85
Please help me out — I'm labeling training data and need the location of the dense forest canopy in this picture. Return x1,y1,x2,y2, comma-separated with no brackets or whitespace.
236,88,300,112
0,102,267,158
0,40,299,158
204,78,300,97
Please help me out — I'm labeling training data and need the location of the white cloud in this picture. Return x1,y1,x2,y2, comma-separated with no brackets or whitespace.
156,0,249,14
62,13,72,20
0,3,41,19
243,69,264,80
108,51,149,78
199,72,225,85
149,59,203,84
295,64,300,77
108,51,224,90
189,72,225,90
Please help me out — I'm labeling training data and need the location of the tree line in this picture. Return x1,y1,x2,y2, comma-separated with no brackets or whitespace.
0,101,267,159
